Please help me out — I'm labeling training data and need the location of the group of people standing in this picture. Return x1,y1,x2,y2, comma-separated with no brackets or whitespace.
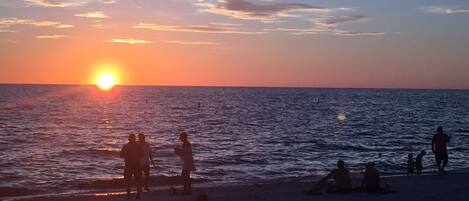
307,126,451,195
120,132,195,199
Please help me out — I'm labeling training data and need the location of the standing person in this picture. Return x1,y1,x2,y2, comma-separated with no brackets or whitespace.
174,132,196,195
406,154,414,176
432,126,450,175
138,133,156,192
415,150,427,176
120,134,144,199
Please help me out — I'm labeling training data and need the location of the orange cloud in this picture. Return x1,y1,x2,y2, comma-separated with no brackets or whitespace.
104,38,152,44
34,35,67,39
75,11,110,19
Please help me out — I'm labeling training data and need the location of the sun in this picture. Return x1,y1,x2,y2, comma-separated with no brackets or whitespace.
96,73,116,90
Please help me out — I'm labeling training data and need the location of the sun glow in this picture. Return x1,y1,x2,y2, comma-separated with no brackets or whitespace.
96,73,116,90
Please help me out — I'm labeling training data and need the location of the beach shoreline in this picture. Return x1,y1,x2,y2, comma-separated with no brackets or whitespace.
5,171,469,201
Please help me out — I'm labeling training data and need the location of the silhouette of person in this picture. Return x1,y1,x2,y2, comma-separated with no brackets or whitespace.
174,132,196,195
406,154,414,176
361,162,381,193
306,160,352,194
415,150,426,176
120,134,143,199
138,133,155,192
432,126,450,175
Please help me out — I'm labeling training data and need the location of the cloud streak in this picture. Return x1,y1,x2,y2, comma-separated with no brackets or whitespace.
164,40,220,45
196,0,343,22
269,15,385,36
75,11,109,19
105,38,152,44
133,23,265,34
0,17,73,30
24,0,87,8
422,6,469,14
35,35,67,39
24,0,115,8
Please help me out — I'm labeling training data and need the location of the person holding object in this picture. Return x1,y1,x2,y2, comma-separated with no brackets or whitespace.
175,131,196,195
138,133,156,192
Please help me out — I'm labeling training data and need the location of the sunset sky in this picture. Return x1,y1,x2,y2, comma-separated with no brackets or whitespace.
0,0,468,89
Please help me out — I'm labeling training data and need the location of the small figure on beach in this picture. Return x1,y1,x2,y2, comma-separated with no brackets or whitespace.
361,162,381,193
415,150,426,176
432,126,450,175
306,160,352,194
407,154,414,176
174,131,196,195
138,133,156,192
120,134,144,199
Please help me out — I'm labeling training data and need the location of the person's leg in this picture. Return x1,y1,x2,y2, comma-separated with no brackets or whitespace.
124,167,131,199
435,153,442,175
181,169,191,194
187,170,192,194
143,165,150,190
442,152,448,174
134,167,142,198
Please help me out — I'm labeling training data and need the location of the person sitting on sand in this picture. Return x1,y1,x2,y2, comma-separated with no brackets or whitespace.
120,134,144,199
432,126,450,175
415,150,426,176
361,162,381,193
407,154,414,176
138,133,156,192
306,160,352,194
174,131,196,195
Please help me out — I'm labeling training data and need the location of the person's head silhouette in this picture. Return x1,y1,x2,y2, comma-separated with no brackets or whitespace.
337,160,345,169
437,126,443,134
128,134,136,143
179,132,188,142
138,133,145,143
366,162,375,169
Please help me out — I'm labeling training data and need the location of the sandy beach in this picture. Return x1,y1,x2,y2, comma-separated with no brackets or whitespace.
7,172,467,201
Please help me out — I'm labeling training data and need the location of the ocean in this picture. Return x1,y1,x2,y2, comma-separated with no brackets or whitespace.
1,84,469,196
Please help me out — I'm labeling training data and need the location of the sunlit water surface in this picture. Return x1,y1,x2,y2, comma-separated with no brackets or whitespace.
1,85,469,195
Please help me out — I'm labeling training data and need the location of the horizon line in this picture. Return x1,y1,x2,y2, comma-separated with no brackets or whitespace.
0,82,468,91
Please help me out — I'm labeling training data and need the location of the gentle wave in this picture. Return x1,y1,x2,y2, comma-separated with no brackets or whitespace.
1,85,469,197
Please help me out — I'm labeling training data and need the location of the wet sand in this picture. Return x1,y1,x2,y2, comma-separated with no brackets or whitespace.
11,172,469,201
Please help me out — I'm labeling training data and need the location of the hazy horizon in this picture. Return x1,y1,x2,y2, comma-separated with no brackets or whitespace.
1,82,468,90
